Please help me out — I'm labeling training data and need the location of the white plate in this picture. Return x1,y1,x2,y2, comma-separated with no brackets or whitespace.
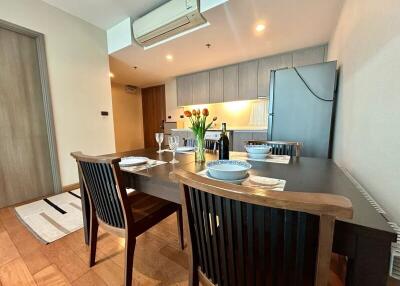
248,153,268,159
176,146,195,152
206,171,249,185
119,157,149,167
248,176,280,186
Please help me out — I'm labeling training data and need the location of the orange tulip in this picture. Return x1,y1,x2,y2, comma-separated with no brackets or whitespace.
202,108,209,116
192,109,197,116
184,110,192,117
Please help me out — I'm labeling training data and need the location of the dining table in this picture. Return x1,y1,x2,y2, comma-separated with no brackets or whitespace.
77,148,397,286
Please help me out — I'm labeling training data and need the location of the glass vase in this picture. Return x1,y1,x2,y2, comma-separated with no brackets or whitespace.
195,133,206,163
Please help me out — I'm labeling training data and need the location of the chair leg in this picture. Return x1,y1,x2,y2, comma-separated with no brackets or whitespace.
176,207,184,250
188,250,199,286
124,233,136,286
89,215,98,267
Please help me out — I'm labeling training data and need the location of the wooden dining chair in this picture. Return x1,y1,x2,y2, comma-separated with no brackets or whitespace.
184,138,219,153
247,140,302,157
71,152,184,286
172,169,353,286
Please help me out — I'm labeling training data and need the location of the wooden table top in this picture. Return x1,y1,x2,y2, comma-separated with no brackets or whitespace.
113,148,394,236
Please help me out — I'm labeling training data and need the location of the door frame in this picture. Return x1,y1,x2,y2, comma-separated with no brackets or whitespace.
0,19,62,194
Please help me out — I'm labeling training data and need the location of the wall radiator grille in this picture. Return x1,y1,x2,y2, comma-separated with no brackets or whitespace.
340,167,399,280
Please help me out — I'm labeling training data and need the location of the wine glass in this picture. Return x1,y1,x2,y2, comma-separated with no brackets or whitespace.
168,136,179,164
155,133,164,153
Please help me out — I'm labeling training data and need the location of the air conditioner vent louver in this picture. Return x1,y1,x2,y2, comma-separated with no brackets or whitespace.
125,85,138,94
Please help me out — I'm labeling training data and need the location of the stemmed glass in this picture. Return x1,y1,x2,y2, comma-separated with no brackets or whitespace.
168,136,179,164
155,133,164,153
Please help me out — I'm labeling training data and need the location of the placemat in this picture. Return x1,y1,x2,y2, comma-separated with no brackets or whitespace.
232,153,291,164
120,159,167,173
197,169,286,191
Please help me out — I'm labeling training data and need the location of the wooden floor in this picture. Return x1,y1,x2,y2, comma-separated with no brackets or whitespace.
0,207,189,286
0,205,399,286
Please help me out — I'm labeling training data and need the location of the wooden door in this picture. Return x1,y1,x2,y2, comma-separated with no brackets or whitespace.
142,85,166,148
223,64,238,102
0,25,57,207
192,71,209,105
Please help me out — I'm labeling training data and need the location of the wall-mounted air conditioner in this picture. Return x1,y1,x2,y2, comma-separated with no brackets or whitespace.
133,0,207,48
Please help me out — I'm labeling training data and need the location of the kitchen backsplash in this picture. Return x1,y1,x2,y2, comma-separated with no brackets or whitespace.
179,99,268,128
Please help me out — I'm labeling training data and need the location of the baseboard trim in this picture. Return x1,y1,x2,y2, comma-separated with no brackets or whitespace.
62,182,80,192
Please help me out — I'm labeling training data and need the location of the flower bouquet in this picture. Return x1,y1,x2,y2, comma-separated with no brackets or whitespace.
184,108,217,162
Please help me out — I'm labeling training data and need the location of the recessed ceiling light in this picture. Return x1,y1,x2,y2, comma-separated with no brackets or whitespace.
109,72,114,78
255,23,266,32
166,54,173,61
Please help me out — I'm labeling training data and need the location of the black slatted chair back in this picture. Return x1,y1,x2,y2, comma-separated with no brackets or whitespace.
72,152,130,229
270,143,294,156
173,169,353,286
247,140,302,157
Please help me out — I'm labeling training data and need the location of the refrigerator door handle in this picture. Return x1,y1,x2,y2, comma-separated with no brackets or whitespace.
267,70,276,140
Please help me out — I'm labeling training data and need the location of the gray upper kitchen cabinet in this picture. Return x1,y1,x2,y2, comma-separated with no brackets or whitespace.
233,131,253,152
292,45,326,67
238,60,258,100
258,53,292,99
223,64,238,102
177,75,193,106
177,45,327,105
192,71,210,105
209,68,224,103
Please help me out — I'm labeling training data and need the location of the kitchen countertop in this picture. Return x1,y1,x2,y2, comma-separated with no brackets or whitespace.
171,126,267,132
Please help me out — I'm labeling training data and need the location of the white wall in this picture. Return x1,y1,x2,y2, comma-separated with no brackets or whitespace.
111,83,144,152
165,78,183,122
328,0,400,222
0,0,115,186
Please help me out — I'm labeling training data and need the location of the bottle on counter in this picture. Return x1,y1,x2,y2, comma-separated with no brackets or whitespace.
218,123,230,160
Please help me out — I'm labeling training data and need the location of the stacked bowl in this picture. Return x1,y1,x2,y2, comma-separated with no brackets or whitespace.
245,144,271,159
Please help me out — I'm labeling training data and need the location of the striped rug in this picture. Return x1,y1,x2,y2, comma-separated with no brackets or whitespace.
15,189,83,244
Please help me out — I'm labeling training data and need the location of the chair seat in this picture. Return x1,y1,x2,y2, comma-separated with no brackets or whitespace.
129,192,179,235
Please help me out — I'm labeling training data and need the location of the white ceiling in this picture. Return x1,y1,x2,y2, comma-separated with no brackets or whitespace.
41,0,344,87
42,0,169,29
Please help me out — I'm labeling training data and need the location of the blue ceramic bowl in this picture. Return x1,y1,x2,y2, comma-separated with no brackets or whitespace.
206,160,252,181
